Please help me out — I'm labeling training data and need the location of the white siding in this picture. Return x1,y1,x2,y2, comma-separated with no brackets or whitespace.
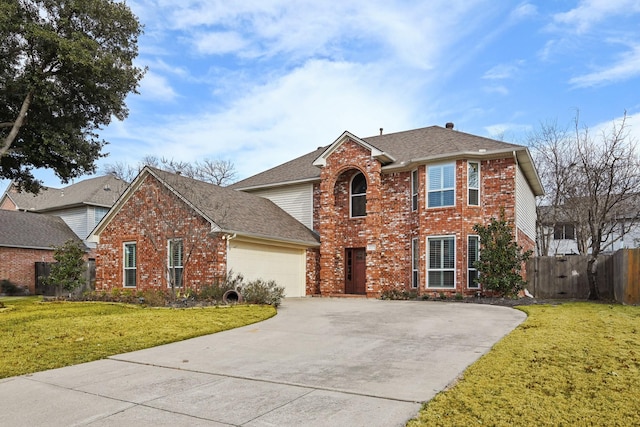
250,183,314,229
516,165,537,242
56,207,89,240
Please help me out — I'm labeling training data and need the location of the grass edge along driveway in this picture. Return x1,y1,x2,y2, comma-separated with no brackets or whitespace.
408,302,640,426
0,297,275,379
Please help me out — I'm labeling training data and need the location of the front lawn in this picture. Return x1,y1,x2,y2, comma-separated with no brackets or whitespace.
408,303,640,426
0,297,275,379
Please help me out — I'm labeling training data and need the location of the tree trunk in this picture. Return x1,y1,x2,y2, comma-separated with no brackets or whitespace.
586,255,600,300
1,90,33,157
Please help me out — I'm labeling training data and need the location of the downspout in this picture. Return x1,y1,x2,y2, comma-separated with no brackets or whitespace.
513,151,519,243
224,233,237,275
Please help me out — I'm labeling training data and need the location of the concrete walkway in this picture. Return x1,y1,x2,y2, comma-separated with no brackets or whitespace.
1,298,526,426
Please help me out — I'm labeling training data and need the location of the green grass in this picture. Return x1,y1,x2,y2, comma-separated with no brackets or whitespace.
408,303,640,426
0,296,276,379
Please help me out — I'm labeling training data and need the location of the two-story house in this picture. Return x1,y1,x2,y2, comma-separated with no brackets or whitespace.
91,125,543,298
232,124,543,297
1,174,127,249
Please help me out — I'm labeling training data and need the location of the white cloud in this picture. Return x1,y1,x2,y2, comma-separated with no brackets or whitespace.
552,0,640,34
509,2,537,20
485,123,532,139
193,31,248,55
138,71,179,101
570,44,640,87
102,59,419,180
483,85,509,96
482,61,523,80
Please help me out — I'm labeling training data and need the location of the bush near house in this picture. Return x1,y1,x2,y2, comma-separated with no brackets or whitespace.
75,271,285,307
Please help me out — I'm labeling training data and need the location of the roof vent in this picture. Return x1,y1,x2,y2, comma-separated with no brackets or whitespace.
445,122,454,129
380,128,383,135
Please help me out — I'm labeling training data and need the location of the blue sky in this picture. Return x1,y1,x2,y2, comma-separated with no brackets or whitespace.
13,0,640,188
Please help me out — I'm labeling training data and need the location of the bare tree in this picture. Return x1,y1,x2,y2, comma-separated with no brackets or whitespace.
102,156,237,185
530,112,640,299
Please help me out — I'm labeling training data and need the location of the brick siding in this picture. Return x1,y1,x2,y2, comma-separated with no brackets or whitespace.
314,138,523,297
0,247,55,294
95,175,227,292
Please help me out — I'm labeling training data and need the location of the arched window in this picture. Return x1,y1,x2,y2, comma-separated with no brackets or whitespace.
351,172,367,217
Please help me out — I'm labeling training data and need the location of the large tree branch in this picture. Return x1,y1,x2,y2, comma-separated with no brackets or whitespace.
1,89,34,158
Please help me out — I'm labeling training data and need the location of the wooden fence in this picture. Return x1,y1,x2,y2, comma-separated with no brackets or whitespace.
35,260,95,296
613,248,640,305
526,249,640,304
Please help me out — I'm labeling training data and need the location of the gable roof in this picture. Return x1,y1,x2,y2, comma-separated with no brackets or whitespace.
93,167,319,247
231,125,544,195
1,175,127,212
0,210,84,250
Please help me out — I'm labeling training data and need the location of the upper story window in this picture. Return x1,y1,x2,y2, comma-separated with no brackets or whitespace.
428,163,455,208
468,161,479,206
554,224,575,240
351,172,367,217
411,169,419,211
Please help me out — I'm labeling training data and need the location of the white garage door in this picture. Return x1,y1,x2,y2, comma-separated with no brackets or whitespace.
227,240,307,298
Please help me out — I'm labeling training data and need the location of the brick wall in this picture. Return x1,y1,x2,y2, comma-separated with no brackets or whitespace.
314,138,524,297
0,247,55,294
95,174,227,292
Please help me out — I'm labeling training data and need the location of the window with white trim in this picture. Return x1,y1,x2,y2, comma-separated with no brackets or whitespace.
427,236,455,288
427,163,455,207
123,242,136,288
411,169,419,211
411,237,419,288
553,224,575,240
468,235,480,289
468,161,479,206
351,172,367,217
168,239,184,288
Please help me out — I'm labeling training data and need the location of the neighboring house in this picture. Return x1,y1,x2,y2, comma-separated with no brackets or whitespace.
1,175,127,249
0,210,84,294
90,167,320,297
232,124,544,297
538,204,640,256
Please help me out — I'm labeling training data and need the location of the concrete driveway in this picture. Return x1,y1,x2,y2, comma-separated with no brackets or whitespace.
1,298,525,426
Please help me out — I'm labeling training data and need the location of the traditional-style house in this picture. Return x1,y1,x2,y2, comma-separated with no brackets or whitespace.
92,124,543,298
232,124,543,297
1,175,127,249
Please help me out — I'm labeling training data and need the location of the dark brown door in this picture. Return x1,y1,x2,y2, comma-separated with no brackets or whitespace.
345,248,366,294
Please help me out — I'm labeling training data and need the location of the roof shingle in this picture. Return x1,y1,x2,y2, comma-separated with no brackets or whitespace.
148,168,319,246
0,210,83,249
232,125,526,189
3,175,127,211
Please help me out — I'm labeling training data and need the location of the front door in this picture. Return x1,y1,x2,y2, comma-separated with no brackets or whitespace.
345,248,366,294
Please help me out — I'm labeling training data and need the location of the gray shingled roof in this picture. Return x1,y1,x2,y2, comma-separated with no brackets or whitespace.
141,168,319,246
3,175,127,211
232,125,526,190
0,210,83,250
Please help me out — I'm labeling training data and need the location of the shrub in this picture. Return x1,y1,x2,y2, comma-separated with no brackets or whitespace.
198,271,243,302
455,293,464,301
43,239,86,293
241,279,285,307
139,289,169,307
380,287,417,300
1,279,25,296
472,210,532,297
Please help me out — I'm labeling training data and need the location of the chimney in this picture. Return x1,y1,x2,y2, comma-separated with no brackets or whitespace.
445,122,454,129
379,128,383,135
